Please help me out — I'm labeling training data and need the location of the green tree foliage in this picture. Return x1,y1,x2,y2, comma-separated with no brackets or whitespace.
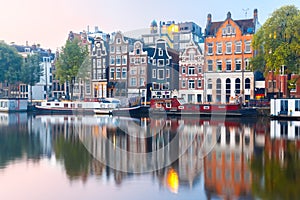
20,54,44,101
251,5,300,75
0,42,23,97
55,38,88,100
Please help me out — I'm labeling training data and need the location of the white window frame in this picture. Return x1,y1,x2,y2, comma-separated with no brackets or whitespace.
226,42,232,54
235,41,242,54
216,42,222,54
152,69,156,78
116,67,121,79
157,69,164,80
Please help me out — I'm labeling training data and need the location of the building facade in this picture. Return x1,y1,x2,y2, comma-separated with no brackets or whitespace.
204,10,259,103
128,41,148,98
108,32,129,98
146,39,179,99
179,41,205,103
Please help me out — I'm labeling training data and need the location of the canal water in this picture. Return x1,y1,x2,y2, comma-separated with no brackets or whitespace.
0,113,299,200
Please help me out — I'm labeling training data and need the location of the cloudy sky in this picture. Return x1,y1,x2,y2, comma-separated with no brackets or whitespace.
1,0,299,50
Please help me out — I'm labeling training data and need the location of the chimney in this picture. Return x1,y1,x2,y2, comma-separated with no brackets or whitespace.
207,14,212,25
227,12,231,19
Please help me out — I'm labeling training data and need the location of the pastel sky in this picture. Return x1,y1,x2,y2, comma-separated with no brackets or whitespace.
1,0,299,51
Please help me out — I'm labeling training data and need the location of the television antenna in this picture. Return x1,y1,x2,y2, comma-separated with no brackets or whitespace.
242,8,249,18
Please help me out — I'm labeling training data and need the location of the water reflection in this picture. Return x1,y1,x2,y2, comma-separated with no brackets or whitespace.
1,113,300,199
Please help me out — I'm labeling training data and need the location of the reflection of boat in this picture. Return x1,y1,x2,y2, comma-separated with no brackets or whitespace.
149,98,257,117
35,98,120,114
270,98,300,120
270,120,300,139
0,98,28,112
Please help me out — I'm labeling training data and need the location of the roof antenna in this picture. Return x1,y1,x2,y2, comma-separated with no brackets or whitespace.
242,8,249,18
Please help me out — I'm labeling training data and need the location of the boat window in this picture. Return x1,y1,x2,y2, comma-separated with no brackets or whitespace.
296,100,300,111
47,103,51,106
177,98,186,104
166,102,171,108
78,104,82,108
64,104,68,108
71,104,75,108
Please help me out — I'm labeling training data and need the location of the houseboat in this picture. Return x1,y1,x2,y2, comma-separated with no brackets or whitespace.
270,98,300,120
0,98,28,112
94,98,121,115
112,105,150,118
149,98,258,117
35,98,120,115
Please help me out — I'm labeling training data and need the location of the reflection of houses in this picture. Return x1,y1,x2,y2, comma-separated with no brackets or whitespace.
204,10,259,103
179,41,205,103
203,119,254,199
268,120,300,163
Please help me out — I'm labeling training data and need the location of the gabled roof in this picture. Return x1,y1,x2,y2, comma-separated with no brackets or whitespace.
205,18,255,37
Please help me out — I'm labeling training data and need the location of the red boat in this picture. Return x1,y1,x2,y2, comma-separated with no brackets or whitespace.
149,98,257,117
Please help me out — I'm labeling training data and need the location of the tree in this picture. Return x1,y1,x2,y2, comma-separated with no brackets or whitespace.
20,54,44,102
251,5,300,75
55,38,88,100
0,42,23,97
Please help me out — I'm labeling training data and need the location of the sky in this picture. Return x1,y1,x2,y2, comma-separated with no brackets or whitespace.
1,0,299,51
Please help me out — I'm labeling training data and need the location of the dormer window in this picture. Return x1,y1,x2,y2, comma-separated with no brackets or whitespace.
222,25,236,36
158,49,163,56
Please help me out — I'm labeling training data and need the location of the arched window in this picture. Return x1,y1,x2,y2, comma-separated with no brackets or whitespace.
216,79,222,102
235,78,240,94
226,78,231,102
245,78,250,89
207,79,212,89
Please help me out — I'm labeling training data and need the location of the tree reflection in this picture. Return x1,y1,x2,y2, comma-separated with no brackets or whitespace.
251,135,300,199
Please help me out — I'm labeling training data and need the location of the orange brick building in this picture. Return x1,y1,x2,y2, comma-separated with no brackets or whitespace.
204,9,259,103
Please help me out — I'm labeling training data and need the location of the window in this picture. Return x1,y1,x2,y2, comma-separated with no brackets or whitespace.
135,58,141,64
122,68,127,79
217,60,222,71
244,59,250,70
226,42,232,54
216,42,222,54
130,78,136,86
110,68,114,79
162,83,169,90
189,52,195,61
141,57,146,63
235,78,240,94
116,38,121,44
152,69,156,78
139,78,145,86
245,41,251,53
121,45,127,53
130,68,137,75
182,80,186,88
110,46,115,53
245,78,250,89
153,83,160,90
235,41,242,53
216,79,221,102
158,59,164,66
207,43,213,55
122,55,127,65
198,66,202,73
166,69,170,78
159,49,163,56
296,100,300,111
226,78,231,102
182,66,186,74
97,59,101,67
158,69,164,80
197,80,202,88
226,60,232,71
116,68,121,79
235,59,241,71
136,49,140,55
207,79,212,89
130,57,134,63
116,55,121,65
188,67,195,75
207,60,213,72
188,80,195,89
140,67,145,75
